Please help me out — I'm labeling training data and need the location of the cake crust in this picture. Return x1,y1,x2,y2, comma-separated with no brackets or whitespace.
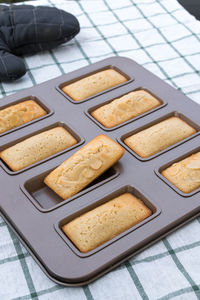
124,117,196,158
44,134,125,199
0,100,47,134
62,69,127,101
91,90,160,128
162,152,200,193
0,127,77,171
62,193,152,253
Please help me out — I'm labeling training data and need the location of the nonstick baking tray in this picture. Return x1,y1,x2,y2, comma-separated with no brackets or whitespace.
1,56,200,286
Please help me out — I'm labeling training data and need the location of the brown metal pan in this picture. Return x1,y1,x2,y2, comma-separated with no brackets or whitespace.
0,121,84,175
0,56,200,286
0,95,53,137
85,87,167,131
56,65,134,104
118,111,200,161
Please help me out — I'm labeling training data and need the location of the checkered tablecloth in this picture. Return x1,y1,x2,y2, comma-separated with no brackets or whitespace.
1,0,200,299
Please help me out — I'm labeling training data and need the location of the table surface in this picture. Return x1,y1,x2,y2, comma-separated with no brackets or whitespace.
0,0,200,299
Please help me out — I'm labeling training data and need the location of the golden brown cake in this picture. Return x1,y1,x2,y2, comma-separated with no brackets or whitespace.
91,90,160,128
62,193,152,253
0,127,77,171
62,69,127,101
0,100,47,134
44,134,125,199
124,117,196,158
162,151,200,193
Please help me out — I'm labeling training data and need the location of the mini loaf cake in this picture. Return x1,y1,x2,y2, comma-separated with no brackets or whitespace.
62,193,152,253
44,134,125,199
0,100,47,134
62,69,127,101
0,127,77,171
162,152,200,193
124,116,196,158
91,90,160,128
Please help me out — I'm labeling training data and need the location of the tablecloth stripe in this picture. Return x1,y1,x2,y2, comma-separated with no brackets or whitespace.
7,228,39,300
163,238,200,298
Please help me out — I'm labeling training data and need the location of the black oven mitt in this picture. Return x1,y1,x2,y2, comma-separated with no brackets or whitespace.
0,5,80,81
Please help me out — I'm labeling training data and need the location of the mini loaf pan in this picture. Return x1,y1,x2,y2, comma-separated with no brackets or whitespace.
155,145,200,197
118,111,200,161
55,185,161,258
0,121,84,175
21,163,120,212
85,87,167,131
0,95,54,137
1,56,200,286
56,64,134,104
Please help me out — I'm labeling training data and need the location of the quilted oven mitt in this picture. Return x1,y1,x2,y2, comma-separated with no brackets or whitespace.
0,5,80,81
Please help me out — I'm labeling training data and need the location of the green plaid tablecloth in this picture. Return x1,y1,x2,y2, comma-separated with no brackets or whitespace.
1,0,200,299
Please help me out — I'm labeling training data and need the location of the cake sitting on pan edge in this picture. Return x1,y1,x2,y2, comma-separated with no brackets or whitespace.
44,134,125,199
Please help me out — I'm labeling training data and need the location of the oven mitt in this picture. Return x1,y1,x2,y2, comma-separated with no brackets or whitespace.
0,5,80,81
